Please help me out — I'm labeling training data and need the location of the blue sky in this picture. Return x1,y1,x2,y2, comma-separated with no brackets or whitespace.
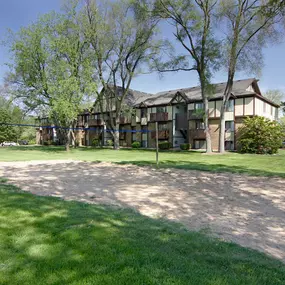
1,0,285,95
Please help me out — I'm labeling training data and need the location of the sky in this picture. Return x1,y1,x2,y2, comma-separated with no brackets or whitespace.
1,0,285,95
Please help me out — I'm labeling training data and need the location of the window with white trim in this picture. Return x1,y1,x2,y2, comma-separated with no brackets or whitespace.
225,121,234,132
225,100,234,112
195,102,204,110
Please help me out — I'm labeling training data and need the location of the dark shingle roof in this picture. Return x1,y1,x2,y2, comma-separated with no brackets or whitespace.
140,78,257,107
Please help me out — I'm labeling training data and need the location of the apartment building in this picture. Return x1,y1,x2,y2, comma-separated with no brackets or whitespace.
36,78,279,150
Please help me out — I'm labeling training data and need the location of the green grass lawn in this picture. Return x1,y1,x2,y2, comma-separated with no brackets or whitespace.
1,179,285,285
1,146,285,177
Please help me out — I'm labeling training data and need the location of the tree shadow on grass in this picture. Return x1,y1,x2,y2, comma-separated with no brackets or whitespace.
8,146,67,153
116,160,285,178
1,181,285,285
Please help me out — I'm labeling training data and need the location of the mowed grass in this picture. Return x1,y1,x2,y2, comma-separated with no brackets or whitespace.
1,146,285,177
1,179,285,285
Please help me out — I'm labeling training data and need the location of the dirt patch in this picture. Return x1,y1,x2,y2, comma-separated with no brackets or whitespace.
1,160,285,261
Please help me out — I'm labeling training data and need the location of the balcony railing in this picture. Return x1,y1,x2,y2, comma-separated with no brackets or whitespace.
151,130,169,140
188,110,204,120
189,129,206,140
89,119,103,126
77,120,84,127
150,112,168,122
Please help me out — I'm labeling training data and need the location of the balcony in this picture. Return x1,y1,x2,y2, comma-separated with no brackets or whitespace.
151,130,169,140
150,112,168,122
77,120,84,127
188,110,204,120
189,129,206,140
89,119,103,126
119,116,131,124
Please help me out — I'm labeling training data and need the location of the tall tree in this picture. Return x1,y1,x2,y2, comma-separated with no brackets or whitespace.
152,0,221,153
81,0,161,149
264,89,284,105
218,0,285,153
6,7,96,151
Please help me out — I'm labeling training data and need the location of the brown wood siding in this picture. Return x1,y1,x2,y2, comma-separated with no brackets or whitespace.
209,119,220,151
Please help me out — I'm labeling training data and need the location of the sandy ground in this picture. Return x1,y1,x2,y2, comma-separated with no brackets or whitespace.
1,160,285,262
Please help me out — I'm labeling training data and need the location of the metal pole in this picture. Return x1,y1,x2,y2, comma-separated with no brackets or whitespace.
156,121,159,166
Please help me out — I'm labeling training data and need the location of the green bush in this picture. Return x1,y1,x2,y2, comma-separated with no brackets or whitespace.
131,141,141,148
107,139,114,147
92,139,100,147
29,139,36,145
43,140,52,146
180,143,191,150
237,116,283,154
158,141,172,150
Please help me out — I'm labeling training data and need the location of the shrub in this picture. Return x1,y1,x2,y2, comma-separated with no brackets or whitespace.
29,139,36,145
43,140,52,146
237,116,283,154
180,143,191,150
132,141,141,148
92,139,100,147
107,139,114,147
158,141,172,150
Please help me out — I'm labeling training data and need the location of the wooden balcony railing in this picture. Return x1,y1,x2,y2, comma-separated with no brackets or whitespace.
77,120,84,127
150,112,168,122
188,110,204,120
151,130,169,139
89,119,103,126
189,129,206,140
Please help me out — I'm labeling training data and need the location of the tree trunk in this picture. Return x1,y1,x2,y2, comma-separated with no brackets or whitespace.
203,98,212,153
113,124,120,150
65,129,71,152
219,103,226,153
71,129,76,148
219,75,234,153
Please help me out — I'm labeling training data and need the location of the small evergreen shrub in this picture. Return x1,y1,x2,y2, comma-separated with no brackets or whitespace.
92,139,100,147
180,143,191,150
43,140,52,146
132,141,141,148
237,116,282,154
107,139,114,147
158,141,172,150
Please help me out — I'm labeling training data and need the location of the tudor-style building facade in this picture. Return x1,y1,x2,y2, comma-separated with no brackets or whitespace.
36,78,279,151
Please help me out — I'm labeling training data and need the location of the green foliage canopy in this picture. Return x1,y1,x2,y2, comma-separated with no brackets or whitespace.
237,116,283,154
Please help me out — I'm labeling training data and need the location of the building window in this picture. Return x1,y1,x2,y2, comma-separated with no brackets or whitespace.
226,100,234,112
225,141,234,151
141,108,147,118
225,121,234,132
194,140,206,149
275,108,279,120
195,102,204,110
263,102,266,113
196,120,205,129
271,106,273,116
157,106,166,113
